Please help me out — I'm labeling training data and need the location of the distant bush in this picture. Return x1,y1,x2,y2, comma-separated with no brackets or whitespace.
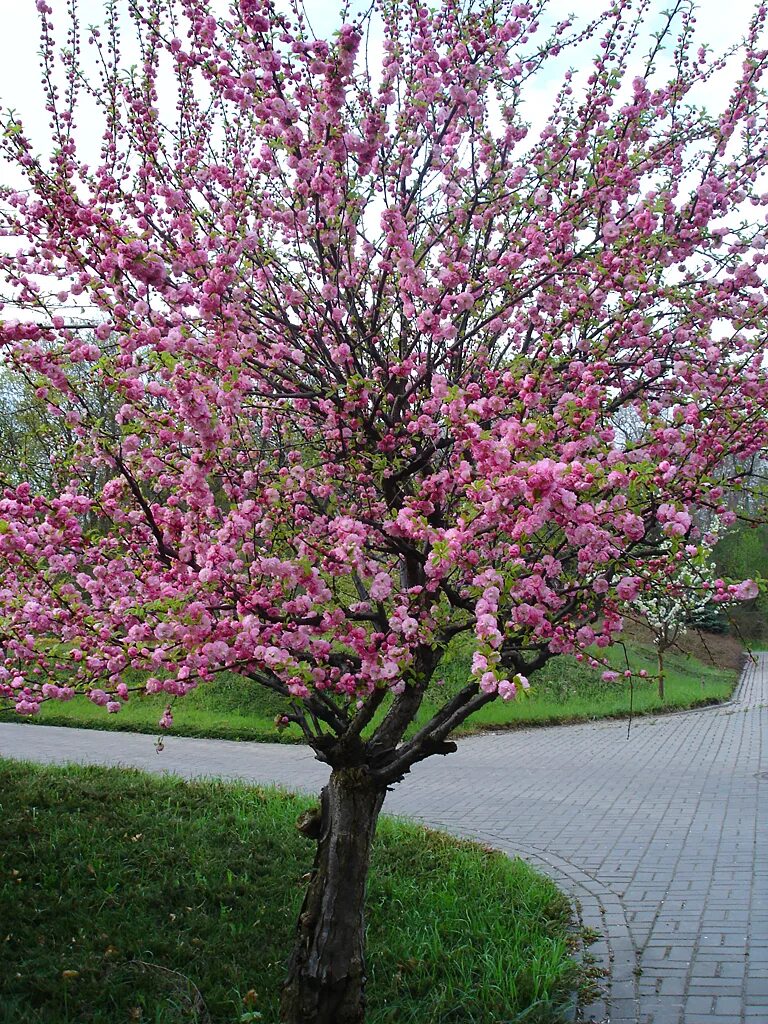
714,524,768,580
687,603,730,635
713,525,768,640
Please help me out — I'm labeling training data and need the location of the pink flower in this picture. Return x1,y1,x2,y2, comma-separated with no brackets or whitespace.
370,573,392,601
471,652,488,676
577,625,595,646
287,679,310,698
129,256,168,289
479,671,498,694
734,579,759,601
498,678,517,701
616,576,641,601
15,699,40,716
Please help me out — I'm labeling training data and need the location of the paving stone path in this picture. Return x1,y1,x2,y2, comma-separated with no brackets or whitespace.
1,655,767,1023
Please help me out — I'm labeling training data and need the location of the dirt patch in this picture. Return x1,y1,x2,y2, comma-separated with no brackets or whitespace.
623,618,745,673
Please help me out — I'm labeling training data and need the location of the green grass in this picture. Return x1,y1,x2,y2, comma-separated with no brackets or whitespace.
30,672,296,743
0,760,578,1024
24,637,738,744
448,639,737,733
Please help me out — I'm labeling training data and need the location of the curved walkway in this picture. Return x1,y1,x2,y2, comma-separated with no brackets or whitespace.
1,656,767,1024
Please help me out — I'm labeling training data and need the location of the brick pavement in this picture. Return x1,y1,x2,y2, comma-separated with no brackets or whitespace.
1,655,766,1024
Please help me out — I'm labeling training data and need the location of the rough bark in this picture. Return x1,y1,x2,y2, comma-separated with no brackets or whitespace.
280,768,385,1024
657,648,665,700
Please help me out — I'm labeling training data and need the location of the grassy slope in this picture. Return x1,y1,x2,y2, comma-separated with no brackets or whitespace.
452,634,738,733
24,629,740,743
31,673,293,743
0,761,578,1024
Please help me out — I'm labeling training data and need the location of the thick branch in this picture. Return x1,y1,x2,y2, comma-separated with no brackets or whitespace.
346,686,387,740
245,667,349,738
371,685,497,786
366,681,428,762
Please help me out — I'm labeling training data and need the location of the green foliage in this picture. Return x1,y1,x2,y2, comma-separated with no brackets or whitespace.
32,671,298,743
0,761,578,1024
687,603,729,634
713,524,768,581
424,632,735,721
713,525,768,640
0,371,69,493
458,641,735,731
0,360,120,512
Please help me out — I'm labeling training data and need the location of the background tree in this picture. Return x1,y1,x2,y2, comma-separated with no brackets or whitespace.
713,522,768,639
0,369,66,493
634,549,725,699
1,1,768,1022
0,334,120,502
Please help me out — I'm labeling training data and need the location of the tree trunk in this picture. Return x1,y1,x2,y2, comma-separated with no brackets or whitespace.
657,648,665,701
280,768,386,1024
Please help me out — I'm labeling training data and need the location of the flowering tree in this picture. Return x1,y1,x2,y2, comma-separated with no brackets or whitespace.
2,1,768,1020
634,549,743,699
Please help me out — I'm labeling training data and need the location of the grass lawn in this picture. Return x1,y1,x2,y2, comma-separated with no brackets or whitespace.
30,675,293,743
0,760,579,1024
22,628,741,744
456,636,739,733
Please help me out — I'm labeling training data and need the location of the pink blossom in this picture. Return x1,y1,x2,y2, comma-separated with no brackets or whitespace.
616,577,642,601
129,256,168,289
479,672,498,694
15,699,40,716
471,652,489,676
734,579,759,601
498,678,517,701
370,573,392,602
287,679,310,698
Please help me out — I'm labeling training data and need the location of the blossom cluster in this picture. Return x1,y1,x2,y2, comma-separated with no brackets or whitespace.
0,0,766,730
